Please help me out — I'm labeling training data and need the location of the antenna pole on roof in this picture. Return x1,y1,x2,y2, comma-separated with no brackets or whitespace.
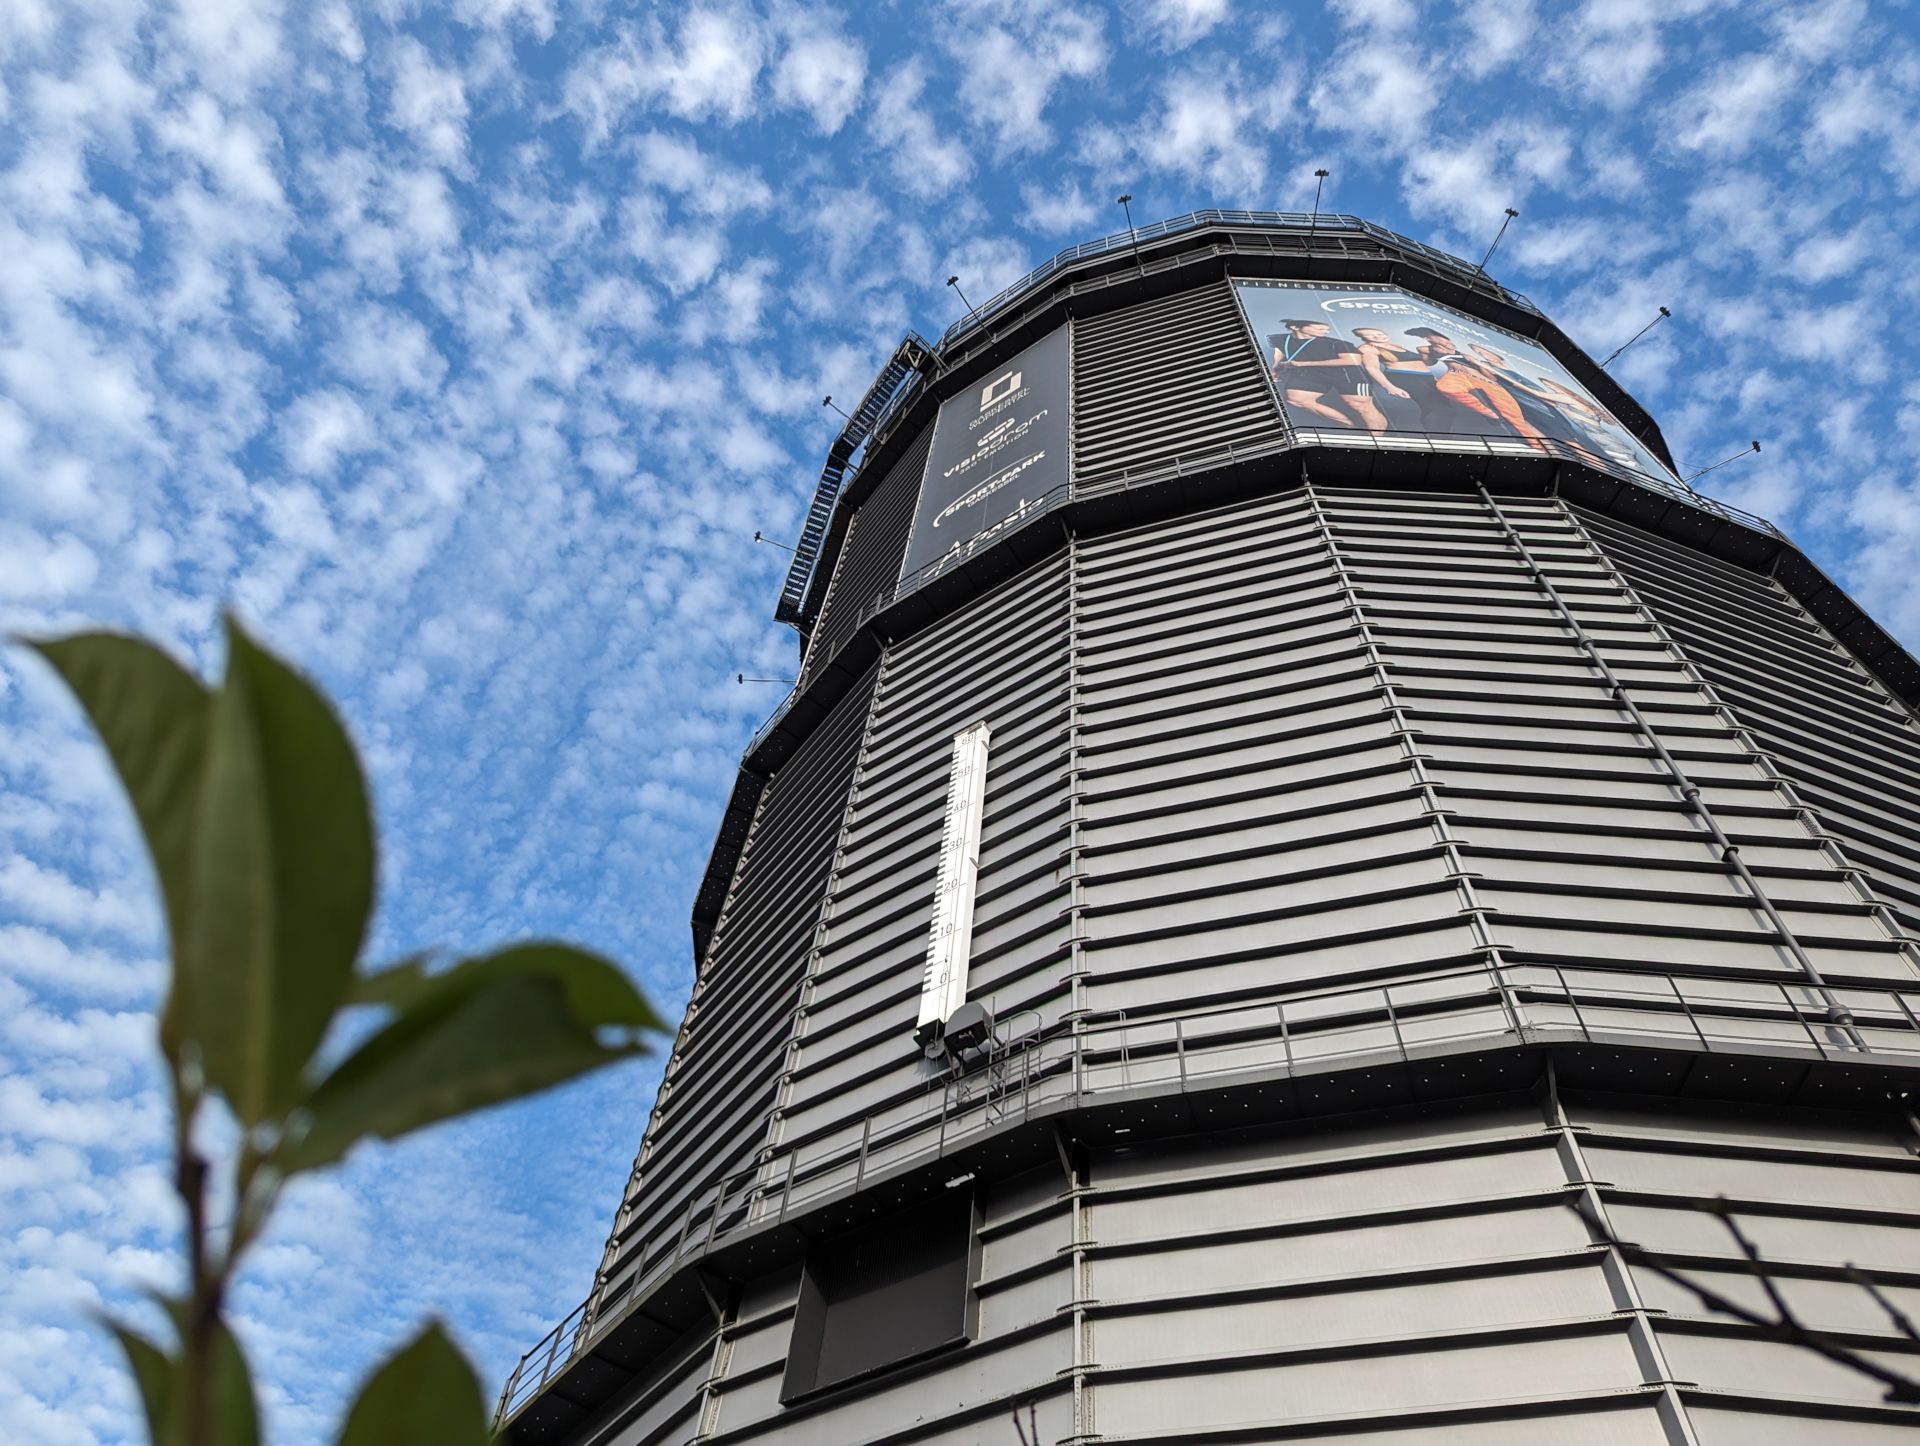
752,530,795,554
1473,207,1519,278
946,275,979,321
821,395,851,422
1307,168,1330,245
1600,307,1672,369
1117,193,1142,273
1684,441,1761,484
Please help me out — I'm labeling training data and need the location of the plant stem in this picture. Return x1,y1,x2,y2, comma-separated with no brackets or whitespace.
173,1072,229,1445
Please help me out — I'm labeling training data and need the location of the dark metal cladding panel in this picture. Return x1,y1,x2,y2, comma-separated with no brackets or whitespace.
1582,508,1920,939
590,663,880,1309
1071,279,1283,493
802,422,933,685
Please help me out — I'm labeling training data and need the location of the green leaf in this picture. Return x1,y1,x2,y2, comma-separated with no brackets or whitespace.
30,622,375,1125
210,1316,262,1446
345,951,440,1009
104,1319,178,1446
102,1314,258,1446
181,617,374,1125
338,1322,492,1446
284,944,662,1173
27,634,210,1064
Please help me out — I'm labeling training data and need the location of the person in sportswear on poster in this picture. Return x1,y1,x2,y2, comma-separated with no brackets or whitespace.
1464,343,1587,447
1354,326,1452,432
1465,342,1642,470
1405,327,1548,450
1267,319,1390,432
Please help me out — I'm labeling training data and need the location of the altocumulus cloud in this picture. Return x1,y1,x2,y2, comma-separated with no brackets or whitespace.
4,2,1920,1442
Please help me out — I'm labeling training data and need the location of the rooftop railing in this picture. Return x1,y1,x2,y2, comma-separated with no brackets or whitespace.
931,210,1543,355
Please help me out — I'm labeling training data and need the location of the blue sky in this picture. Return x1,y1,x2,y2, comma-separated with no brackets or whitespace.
3,1,1919,1441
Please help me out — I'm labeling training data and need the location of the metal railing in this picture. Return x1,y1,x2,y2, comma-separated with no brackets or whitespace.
932,210,1543,355
494,959,1920,1427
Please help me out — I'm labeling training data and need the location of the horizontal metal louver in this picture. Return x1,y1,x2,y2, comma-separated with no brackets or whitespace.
1072,279,1283,493
1582,508,1920,938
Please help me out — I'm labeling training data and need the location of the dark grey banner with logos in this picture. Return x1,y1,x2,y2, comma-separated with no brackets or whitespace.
899,323,1070,582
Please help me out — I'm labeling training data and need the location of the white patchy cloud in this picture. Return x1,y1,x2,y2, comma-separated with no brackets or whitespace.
1018,178,1104,235
1139,66,1295,195
1133,0,1233,50
770,5,865,134
942,0,1108,154
869,59,972,197
388,37,471,169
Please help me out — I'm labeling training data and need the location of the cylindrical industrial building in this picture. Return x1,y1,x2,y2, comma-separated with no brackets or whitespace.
498,212,1920,1446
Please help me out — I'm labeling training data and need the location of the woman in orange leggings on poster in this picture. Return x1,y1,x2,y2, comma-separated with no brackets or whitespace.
1405,327,1549,452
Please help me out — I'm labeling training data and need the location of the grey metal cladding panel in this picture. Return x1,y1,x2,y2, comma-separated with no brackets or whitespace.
1083,923,1480,1013
711,1325,1072,1445
1454,790,1810,839
1083,837,1447,929
1586,1143,1920,1213
1082,583,1352,656
1481,851,1861,909
1084,885,1469,975
1691,1406,1920,1446
1089,795,1429,877
1095,1103,1546,1183
1077,524,1328,610
1082,757,1408,835
1094,1262,1617,1368
801,420,932,681
1071,280,1282,488
1091,1200,1588,1300
777,560,1070,1151
1081,499,1323,580
1090,1329,1644,1435
1639,1265,1920,1338
1496,921,1896,978
1483,887,1887,951
1658,1330,1920,1410
1099,1409,1673,1446
1614,1202,1920,1272
1091,1143,1565,1243
1086,693,1385,771
1076,487,1312,567
1565,1093,1914,1154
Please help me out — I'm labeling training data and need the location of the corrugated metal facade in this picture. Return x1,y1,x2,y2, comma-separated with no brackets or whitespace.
508,220,1920,1446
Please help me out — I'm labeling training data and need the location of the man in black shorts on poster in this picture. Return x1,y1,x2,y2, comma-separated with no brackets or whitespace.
1268,319,1389,432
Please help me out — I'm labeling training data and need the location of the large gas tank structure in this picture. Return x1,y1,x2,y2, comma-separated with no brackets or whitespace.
498,211,1920,1446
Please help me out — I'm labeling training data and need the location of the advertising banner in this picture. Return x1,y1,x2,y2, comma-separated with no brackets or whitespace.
1233,280,1673,483
899,323,1070,582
